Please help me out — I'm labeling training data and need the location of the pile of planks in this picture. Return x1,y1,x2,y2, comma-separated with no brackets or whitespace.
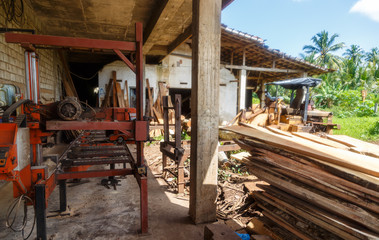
101,71,129,108
228,105,267,127
147,80,176,137
224,124,379,240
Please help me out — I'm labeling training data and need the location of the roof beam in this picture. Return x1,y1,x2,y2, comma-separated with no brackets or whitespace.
224,64,303,74
158,0,234,62
143,0,169,45
143,0,186,54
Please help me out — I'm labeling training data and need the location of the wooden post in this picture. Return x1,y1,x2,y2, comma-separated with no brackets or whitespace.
189,0,221,224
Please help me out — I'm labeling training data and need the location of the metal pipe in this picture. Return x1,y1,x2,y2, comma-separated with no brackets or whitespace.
303,86,310,123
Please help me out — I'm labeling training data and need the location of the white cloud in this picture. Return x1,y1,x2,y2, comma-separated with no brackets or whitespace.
350,0,379,22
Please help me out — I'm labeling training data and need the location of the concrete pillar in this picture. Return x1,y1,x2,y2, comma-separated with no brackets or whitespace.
189,0,221,224
238,69,247,110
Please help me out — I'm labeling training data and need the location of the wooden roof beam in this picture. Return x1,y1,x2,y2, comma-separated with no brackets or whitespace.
224,64,304,74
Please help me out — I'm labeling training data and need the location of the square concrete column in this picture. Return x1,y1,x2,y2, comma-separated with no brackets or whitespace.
238,69,247,110
189,0,221,224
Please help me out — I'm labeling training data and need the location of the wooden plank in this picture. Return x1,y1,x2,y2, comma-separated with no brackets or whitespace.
112,71,117,107
327,135,379,158
244,146,379,201
259,205,314,240
115,82,124,108
152,107,163,124
146,79,154,117
58,50,78,98
264,187,379,239
292,132,349,150
225,64,302,73
224,125,379,178
249,163,379,234
266,126,293,137
101,77,114,108
124,80,129,108
256,190,374,240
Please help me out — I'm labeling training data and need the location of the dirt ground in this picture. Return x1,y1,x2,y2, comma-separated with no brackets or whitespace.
0,143,209,240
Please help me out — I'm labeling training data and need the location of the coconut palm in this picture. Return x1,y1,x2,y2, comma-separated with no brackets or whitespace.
366,48,379,67
303,30,345,68
343,45,364,65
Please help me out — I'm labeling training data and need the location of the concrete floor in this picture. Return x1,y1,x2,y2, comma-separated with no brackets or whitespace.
0,165,208,239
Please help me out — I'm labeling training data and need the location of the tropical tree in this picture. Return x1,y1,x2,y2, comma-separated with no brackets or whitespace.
303,30,345,68
366,47,379,65
343,45,364,65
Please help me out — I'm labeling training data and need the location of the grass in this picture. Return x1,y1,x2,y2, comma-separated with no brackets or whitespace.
332,116,379,142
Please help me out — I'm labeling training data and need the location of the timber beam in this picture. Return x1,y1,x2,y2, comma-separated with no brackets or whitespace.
224,64,303,74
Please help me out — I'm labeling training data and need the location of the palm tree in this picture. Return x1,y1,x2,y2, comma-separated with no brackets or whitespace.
366,47,379,65
303,30,345,68
343,45,364,65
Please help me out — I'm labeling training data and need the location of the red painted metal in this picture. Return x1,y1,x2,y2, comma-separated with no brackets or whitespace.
56,169,133,180
140,177,148,233
114,49,136,73
46,121,134,130
135,121,149,141
5,33,136,51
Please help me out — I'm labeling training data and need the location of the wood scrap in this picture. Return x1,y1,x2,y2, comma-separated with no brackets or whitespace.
112,71,117,107
223,125,379,239
124,80,129,108
101,77,114,108
115,82,124,107
58,50,78,98
146,78,154,117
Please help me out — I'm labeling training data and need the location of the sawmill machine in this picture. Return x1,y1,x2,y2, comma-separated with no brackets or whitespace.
265,77,340,133
0,22,149,240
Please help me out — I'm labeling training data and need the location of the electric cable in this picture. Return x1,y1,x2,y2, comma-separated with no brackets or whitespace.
6,194,36,240
70,71,98,81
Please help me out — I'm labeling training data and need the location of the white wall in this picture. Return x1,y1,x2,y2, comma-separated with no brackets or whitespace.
98,61,158,104
219,68,237,123
98,44,237,123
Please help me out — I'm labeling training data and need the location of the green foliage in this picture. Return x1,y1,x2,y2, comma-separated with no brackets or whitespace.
368,121,379,136
303,30,345,68
181,131,191,140
333,116,379,141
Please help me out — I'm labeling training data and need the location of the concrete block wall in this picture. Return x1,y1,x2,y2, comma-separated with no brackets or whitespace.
0,2,62,103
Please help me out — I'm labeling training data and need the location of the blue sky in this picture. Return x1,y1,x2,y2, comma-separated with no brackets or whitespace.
221,0,379,58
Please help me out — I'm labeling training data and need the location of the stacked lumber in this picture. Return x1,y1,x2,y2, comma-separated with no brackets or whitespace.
101,71,129,108
223,124,379,240
228,107,268,127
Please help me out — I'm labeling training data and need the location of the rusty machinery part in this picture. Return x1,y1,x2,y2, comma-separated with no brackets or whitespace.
57,97,82,121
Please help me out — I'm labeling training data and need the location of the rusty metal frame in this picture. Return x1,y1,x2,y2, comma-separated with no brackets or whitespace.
160,95,190,193
4,22,148,238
